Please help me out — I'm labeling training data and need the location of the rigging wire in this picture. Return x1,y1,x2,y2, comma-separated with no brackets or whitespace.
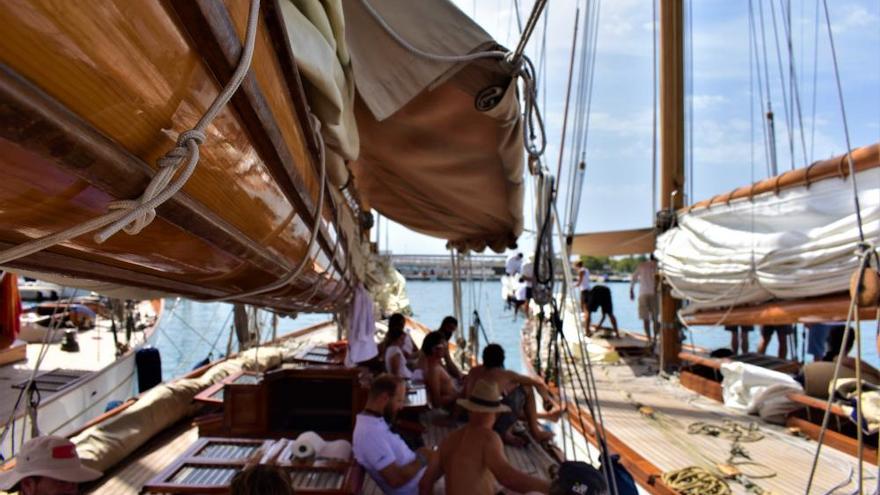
765,0,796,172
755,0,779,176
820,0,866,244
809,0,820,162
778,0,809,168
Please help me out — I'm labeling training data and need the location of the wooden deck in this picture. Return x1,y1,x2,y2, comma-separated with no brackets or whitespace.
76,319,560,494
524,319,878,494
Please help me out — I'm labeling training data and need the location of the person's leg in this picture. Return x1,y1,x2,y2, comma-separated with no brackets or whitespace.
643,318,651,340
585,311,593,337
777,330,788,360
608,312,620,337
757,327,772,354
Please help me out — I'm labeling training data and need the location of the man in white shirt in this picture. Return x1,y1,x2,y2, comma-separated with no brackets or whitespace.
505,252,523,276
630,254,657,342
575,261,591,316
353,374,436,495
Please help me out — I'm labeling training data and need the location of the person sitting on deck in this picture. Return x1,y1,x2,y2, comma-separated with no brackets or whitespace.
422,331,460,411
420,316,463,380
629,255,656,342
418,379,551,495
385,325,423,381
230,464,294,495
465,343,555,445
584,285,619,338
387,313,418,360
353,374,436,495
0,436,102,495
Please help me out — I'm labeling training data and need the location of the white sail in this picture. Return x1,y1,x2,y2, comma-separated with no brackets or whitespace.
656,167,880,311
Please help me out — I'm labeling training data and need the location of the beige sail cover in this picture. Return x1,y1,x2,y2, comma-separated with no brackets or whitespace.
343,0,525,253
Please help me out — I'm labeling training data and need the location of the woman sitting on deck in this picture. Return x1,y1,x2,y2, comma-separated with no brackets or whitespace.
385,325,423,382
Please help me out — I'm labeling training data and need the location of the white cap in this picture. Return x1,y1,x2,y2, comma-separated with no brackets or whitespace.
0,436,102,490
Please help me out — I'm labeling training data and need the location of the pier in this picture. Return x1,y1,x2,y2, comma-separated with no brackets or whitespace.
388,254,507,280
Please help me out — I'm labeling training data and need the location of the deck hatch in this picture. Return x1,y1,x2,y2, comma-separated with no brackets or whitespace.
196,441,259,460
12,368,89,393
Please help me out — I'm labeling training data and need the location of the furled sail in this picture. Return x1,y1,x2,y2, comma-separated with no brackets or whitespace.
656,144,879,316
343,0,525,253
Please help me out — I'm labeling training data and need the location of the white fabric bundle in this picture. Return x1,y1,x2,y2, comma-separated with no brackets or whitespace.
656,167,879,310
720,362,804,424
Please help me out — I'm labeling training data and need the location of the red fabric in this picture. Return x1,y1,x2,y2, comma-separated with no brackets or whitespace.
52,444,76,459
0,273,21,345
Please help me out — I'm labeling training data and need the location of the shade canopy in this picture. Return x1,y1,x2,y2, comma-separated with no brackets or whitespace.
570,228,655,257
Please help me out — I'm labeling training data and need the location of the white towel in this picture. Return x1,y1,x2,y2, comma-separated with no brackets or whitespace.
345,284,378,366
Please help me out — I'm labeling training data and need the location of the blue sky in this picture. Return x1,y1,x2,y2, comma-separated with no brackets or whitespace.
376,0,880,255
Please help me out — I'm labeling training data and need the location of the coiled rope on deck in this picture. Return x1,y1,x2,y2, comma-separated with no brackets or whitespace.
0,0,261,266
661,466,732,495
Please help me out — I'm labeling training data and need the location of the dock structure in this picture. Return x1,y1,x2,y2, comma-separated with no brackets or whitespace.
388,254,507,280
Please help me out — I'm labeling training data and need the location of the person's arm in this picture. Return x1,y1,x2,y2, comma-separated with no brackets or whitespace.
379,454,426,488
630,265,640,300
505,370,551,399
418,445,443,495
443,346,463,380
485,432,550,493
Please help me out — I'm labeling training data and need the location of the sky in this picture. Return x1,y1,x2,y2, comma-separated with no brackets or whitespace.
375,0,880,255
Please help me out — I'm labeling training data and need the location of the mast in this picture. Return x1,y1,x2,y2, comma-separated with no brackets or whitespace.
659,0,685,370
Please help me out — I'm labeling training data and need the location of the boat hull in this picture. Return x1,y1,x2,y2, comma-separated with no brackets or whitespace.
0,0,357,311
1,300,161,460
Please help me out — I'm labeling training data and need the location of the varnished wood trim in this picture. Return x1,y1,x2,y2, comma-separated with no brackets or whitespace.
786,416,879,466
0,63,291,283
684,292,878,326
167,0,348,276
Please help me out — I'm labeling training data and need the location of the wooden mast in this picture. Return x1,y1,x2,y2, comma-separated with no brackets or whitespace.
659,0,685,370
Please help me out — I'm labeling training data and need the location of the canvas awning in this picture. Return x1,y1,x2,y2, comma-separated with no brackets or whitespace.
342,0,524,253
570,228,655,257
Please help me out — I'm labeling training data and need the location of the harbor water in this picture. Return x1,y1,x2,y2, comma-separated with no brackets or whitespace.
153,280,879,380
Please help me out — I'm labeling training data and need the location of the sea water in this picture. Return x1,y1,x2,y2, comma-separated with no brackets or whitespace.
153,280,879,380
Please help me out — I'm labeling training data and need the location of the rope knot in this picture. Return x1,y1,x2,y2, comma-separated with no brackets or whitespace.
178,129,206,146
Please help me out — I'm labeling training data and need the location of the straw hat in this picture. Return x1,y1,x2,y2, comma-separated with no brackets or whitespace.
457,380,511,414
0,436,102,490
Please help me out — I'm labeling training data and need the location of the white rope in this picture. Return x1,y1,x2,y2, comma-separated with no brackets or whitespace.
0,0,261,266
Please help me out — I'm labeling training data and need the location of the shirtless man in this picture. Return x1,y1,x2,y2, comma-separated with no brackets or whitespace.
422,331,458,410
419,380,550,495
465,344,555,444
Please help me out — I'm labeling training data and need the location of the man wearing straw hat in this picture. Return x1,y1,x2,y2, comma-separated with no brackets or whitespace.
0,435,102,494
419,379,551,495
